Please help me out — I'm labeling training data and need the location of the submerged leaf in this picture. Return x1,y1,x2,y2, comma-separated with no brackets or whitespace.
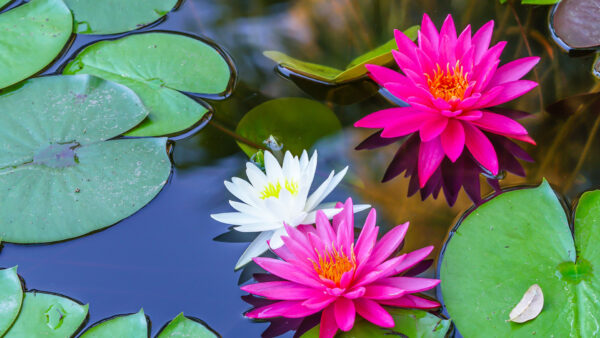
0,0,72,89
508,284,544,323
4,292,88,338
64,32,233,136
0,75,171,243
235,98,341,157
64,0,178,35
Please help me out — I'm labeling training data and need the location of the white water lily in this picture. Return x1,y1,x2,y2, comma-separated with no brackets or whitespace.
211,150,369,270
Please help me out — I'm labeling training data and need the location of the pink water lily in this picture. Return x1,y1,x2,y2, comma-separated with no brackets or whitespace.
355,14,538,188
241,198,440,338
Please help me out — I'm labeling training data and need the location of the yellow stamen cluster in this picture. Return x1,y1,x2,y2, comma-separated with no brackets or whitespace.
426,61,469,101
260,179,299,199
312,246,356,285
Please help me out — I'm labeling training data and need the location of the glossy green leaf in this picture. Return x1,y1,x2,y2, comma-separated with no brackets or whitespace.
4,292,88,337
64,0,178,35
263,26,418,84
235,98,341,157
0,0,12,8
0,75,171,243
0,267,23,336
80,309,148,338
0,0,72,90
440,180,600,337
301,309,450,337
63,32,232,136
157,313,219,338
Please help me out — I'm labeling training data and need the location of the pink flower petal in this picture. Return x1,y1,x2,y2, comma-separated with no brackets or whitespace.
455,110,483,121
389,246,434,275
316,210,336,246
344,287,366,299
463,123,499,175
394,28,418,60
366,64,407,86
376,277,440,293
253,257,323,288
392,50,425,83
379,294,441,309
471,20,494,64
455,25,472,59
354,298,395,328
417,31,438,70
241,281,320,300
370,222,409,267
385,82,431,101
334,297,356,332
471,111,528,136
438,15,458,66
420,13,440,52
485,80,539,107
320,305,339,338
489,56,540,87
302,294,336,310
474,41,506,92
246,300,320,319
354,107,419,129
380,112,429,138
363,285,406,300
418,137,445,187
441,119,465,162
420,116,449,142
355,209,379,264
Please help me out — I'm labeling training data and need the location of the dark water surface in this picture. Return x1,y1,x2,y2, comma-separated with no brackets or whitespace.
1,0,600,336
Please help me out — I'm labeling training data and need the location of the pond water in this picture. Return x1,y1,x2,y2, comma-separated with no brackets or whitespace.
0,0,599,337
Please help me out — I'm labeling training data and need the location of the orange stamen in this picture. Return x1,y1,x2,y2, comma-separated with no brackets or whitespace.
311,245,356,286
426,61,470,101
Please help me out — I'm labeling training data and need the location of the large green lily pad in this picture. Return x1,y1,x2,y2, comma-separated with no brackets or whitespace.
64,0,178,35
157,313,219,338
64,32,232,136
0,75,171,244
0,0,12,8
235,98,341,157
0,267,23,336
440,180,600,337
0,0,72,90
80,309,148,338
301,309,451,337
4,291,88,337
264,26,418,84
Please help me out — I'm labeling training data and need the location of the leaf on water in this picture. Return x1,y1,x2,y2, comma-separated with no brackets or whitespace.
552,0,600,50
508,284,544,323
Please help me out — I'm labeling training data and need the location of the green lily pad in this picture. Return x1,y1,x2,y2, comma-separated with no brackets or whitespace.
440,180,600,336
301,309,451,337
264,26,418,84
80,309,148,338
0,75,171,244
0,267,23,335
0,0,72,90
235,98,341,157
64,0,178,35
4,291,88,337
552,0,600,50
0,0,12,8
157,313,219,338
63,32,233,136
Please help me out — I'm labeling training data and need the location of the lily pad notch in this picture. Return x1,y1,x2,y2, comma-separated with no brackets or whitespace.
63,31,237,137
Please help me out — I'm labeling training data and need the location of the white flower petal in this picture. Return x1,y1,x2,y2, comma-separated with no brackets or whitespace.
281,151,295,178
235,221,283,232
304,166,348,211
235,231,273,270
352,204,371,213
211,212,262,225
268,227,288,249
229,201,272,218
264,150,283,182
245,162,268,188
303,208,344,224
228,177,262,206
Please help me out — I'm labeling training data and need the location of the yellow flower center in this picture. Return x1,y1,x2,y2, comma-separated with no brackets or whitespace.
426,61,469,101
259,179,299,199
312,246,356,286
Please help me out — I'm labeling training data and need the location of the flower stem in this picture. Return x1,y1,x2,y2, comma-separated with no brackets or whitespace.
208,119,267,151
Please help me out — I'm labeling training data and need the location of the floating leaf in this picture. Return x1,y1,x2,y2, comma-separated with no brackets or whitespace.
4,292,88,337
440,180,600,336
552,0,600,50
64,32,233,136
80,309,148,338
157,313,220,338
0,0,12,8
64,0,178,35
0,267,23,335
0,75,171,243
264,25,418,84
301,309,451,337
0,0,72,90
508,284,544,323
235,98,341,157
